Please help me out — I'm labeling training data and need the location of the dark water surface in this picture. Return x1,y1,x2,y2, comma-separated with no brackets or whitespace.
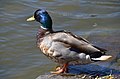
0,0,120,79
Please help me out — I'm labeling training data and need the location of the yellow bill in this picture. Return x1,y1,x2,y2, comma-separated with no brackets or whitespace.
27,16,35,21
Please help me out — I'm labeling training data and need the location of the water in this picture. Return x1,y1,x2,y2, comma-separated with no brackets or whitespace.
0,0,120,79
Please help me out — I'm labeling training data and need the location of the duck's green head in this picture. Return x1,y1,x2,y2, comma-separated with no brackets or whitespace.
27,9,52,30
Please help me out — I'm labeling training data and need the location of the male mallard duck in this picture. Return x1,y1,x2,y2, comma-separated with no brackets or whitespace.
27,9,112,74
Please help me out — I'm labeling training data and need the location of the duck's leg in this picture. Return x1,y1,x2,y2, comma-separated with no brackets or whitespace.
51,63,68,74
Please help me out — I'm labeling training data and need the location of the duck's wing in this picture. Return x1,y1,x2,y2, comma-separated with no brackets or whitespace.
52,31,107,55
68,31,107,52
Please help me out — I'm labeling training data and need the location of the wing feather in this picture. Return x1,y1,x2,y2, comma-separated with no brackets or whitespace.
52,31,106,54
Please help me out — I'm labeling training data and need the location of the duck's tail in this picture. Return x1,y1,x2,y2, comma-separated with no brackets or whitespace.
91,55,112,61
91,45,112,61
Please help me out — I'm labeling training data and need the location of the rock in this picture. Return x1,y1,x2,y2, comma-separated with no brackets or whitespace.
36,74,94,79
36,64,120,79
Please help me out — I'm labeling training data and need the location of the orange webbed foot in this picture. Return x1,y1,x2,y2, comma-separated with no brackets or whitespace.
51,63,68,74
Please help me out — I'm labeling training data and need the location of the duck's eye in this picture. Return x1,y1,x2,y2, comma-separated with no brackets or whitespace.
37,15,42,22
34,13,41,22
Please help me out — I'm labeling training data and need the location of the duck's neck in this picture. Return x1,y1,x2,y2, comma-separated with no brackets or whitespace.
36,27,53,40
